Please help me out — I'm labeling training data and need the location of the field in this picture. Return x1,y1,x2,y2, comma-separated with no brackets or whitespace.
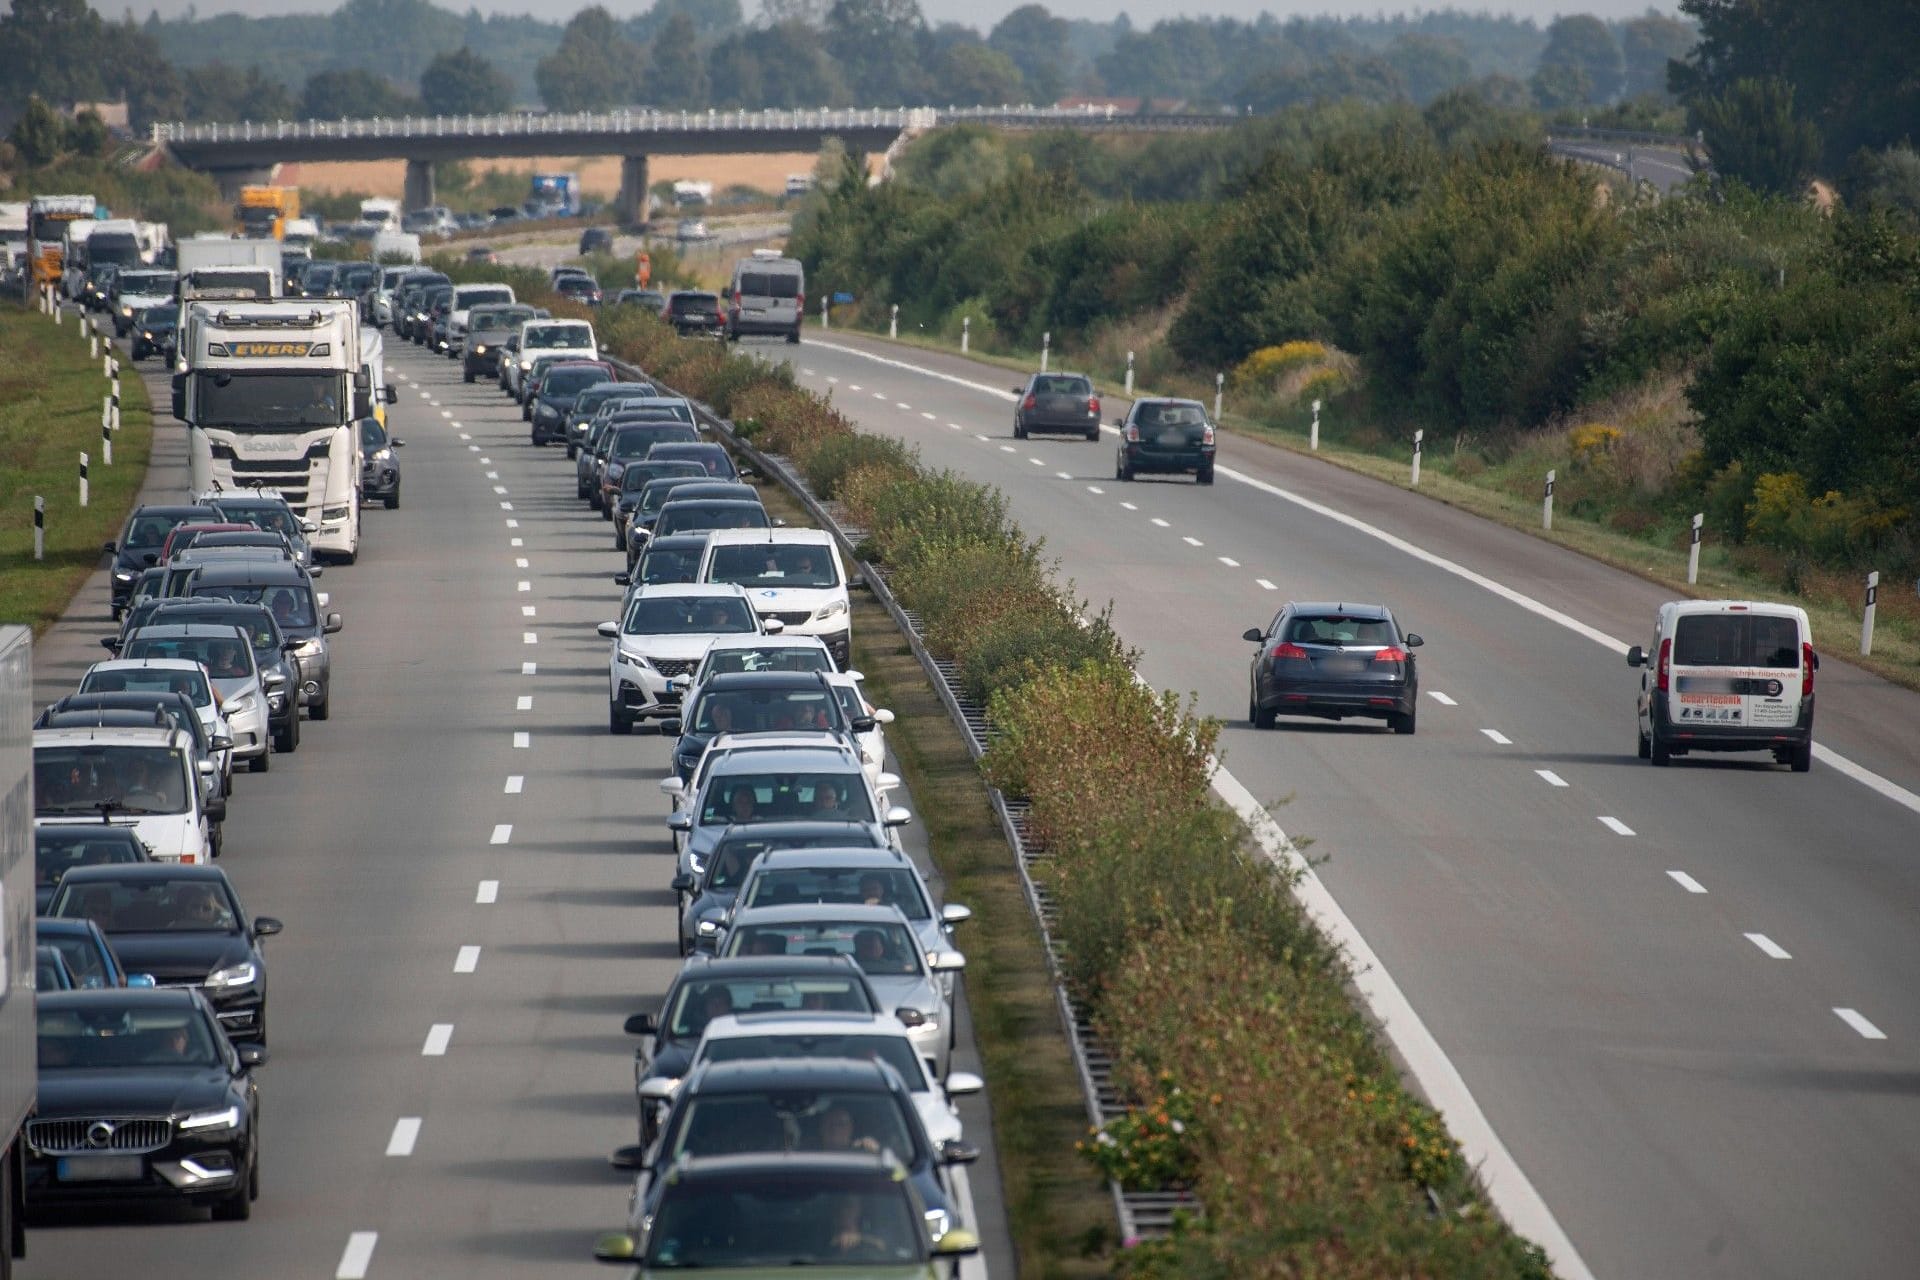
285,152,821,201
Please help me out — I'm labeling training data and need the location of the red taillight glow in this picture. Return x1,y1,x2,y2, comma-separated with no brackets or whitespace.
1088,396,1100,415
1270,642,1309,660
1655,638,1672,692
1202,424,1216,444
795,291,804,312
1372,646,1408,664
1022,394,1036,410
1802,642,1815,696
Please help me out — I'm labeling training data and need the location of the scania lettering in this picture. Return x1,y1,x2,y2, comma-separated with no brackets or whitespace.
174,301,372,563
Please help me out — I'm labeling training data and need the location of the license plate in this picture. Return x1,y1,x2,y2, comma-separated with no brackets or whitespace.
57,1155,145,1182
1156,431,1190,447
1320,657,1368,674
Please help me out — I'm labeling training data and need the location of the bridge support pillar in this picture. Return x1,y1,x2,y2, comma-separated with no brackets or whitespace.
617,154,651,228
403,159,435,212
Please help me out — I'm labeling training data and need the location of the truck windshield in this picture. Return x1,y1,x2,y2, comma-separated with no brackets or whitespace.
193,371,345,429
88,234,141,266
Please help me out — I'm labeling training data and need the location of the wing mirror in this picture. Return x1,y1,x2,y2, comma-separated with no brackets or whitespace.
883,806,912,828
383,384,399,405
391,438,407,448
607,1145,649,1172
658,776,685,797
637,1077,678,1103
253,916,284,938
669,873,695,893
623,1012,657,1036
927,949,967,973
1242,627,1264,643
940,1139,980,1165
323,612,343,634
1625,645,1645,668
99,637,120,652
612,573,631,587
306,566,324,579
127,973,156,989
593,1232,638,1264
874,708,895,725
101,540,117,554
851,715,876,734
597,621,619,638
301,519,319,533
944,1070,984,1097
210,735,234,752
762,618,784,634
940,903,973,927
236,1044,269,1069
1009,385,1024,395
666,813,693,833
315,591,330,607
657,717,682,736
876,772,901,792
893,1007,926,1028
1403,633,1424,647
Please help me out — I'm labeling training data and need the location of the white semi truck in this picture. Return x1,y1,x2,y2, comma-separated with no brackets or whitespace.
0,627,34,1275
172,299,388,562
175,237,284,301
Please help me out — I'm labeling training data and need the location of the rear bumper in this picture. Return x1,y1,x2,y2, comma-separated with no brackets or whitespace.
1260,679,1415,719
1122,444,1214,473
1650,694,1814,750
1023,414,1101,434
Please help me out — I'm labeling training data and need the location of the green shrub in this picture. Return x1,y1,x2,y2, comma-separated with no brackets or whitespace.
802,432,919,500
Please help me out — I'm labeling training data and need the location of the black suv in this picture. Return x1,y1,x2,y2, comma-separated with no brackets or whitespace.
104,504,218,618
1116,397,1216,484
667,290,724,336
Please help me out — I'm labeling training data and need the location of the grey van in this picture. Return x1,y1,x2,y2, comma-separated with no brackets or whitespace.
725,254,804,344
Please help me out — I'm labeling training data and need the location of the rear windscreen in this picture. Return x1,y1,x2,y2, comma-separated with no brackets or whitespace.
1673,615,1800,668
738,271,800,299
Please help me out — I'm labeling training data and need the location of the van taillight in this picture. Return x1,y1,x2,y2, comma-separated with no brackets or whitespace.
795,291,804,312
1802,642,1815,696
1655,638,1671,692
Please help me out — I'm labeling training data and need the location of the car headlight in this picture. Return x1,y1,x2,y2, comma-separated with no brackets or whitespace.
519,358,532,370
179,1105,241,1133
141,330,152,339
113,569,135,581
294,638,324,658
687,853,705,876
323,505,349,521
371,448,392,462
813,599,848,622
473,343,488,354
617,644,652,668
120,304,132,315
225,692,258,714
205,961,258,989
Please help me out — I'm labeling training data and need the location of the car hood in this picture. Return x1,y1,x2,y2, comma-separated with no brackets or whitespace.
103,932,254,984
857,973,942,1020
621,632,733,659
638,1042,695,1084
38,1067,237,1118
740,586,842,613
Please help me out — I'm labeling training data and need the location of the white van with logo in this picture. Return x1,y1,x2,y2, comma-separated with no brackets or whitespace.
697,528,850,667
1627,600,1817,771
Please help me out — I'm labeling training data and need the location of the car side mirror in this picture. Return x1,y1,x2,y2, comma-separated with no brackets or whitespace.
762,618,784,634
940,1139,980,1165
638,1077,677,1103
323,613,343,634
944,1070,984,1097
876,772,901,792
1242,627,1264,643
873,708,894,725
210,735,234,752
612,573,631,587
306,566,324,578
1811,651,1820,670
851,715,875,734
607,1145,649,1172
884,806,912,828
315,592,330,607
666,813,693,832
1113,416,1124,426
197,758,215,776
384,384,398,404
597,621,619,638
659,776,685,797
940,903,973,927
657,717,682,736
1625,645,1645,668
1403,633,1423,648
933,1229,982,1257
893,1007,926,1028
623,1012,657,1036
282,639,301,652
593,1232,638,1264
253,916,284,938
301,520,319,533
141,553,158,567
99,637,119,652
101,540,117,554
392,439,406,448
669,873,694,893
236,1044,269,1069
927,949,966,973
127,973,156,989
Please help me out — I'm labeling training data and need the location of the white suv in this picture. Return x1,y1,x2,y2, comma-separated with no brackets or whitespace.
598,583,774,734
506,318,596,399
697,528,852,667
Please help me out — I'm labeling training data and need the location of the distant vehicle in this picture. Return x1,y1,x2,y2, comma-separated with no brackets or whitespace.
785,173,815,197
579,226,613,254
234,185,298,240
357,197,400,230
371,230,421,264
673,179,713,207
464,245,498,264
725,253,804,344
530,172,581,217
667,290,723,335
1243,602,1423,734
1114,397,1216,485
1013,371,1101,441
675,218,710,243
613,288,667,315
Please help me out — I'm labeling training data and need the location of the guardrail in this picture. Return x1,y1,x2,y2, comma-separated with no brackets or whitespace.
1545,124,1696,147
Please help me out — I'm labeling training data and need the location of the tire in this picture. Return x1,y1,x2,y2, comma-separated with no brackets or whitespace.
463,370,475,384
248,1136,260,1201
601,502,612,521
1250,694,1275,729
1013,421,1026,440
249,749,269,774
1117,462,1134,482
521,404,531,421
1086,426,1100,441
609,704,632,735
787,327,801,345
209,824,222,860
211,1177,251,1221
1649,730,1672,767
309,693,331,722
1790,739,1813,773
1197,466,1216,486
565,444,576,459
614,527,627,550
1390,705,1417,735
273,718,298,754
384,489,398,510
1636,726,1651,759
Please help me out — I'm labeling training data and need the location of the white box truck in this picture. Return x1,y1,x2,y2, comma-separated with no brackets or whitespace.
175,238,284,302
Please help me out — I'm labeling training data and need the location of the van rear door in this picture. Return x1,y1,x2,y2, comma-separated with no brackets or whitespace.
1669,611,1804,730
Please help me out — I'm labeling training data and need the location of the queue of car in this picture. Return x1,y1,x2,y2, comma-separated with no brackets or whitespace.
454,291,986,1270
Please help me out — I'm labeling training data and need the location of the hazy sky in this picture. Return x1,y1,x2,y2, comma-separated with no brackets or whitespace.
94,0,1680,28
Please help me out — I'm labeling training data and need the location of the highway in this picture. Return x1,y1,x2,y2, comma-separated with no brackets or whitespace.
22,328,1008,1277
758,329,1920,1280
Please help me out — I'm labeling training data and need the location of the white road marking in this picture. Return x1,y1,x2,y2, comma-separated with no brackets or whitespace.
848,383,860,391
1257,578,1277,590
499,501,514,510
1536,769,1569,788
510,538,523,548
1055,471,1073,480
477,455,488,464
1086,485,1104,495
504,776,523,794
490,824,512,845
476,880,500,903
948,422,963,430
1218,556,1240,567
493,485,509,495
1182,536,1204,547
802,368,815,376
873,392,886,400
336,1232,379,1278
1149,517,1169,527
1482,729,1512,745
922,411,936,420
1029,457,1046,466
896,401,911,409
513,731,530,748
467,444,479,451
827,376,838,384
440,409,452,418
1428,691,1457,706
521,661,537,675
974,434,989,442
522,631,537,645
458,433,471,441
386,1118,421,1156
1667,870,1708,894
999,444,1015,453
1835,1008,1887,1040
517,580,532,592
421,1024,453,1056
454,946,481,973
1745,933,1791,960
1121,501,1138,511
515,557,529,569
516,695,532,711
485,470,499,479
504,518,518,528
1597,816,1636,836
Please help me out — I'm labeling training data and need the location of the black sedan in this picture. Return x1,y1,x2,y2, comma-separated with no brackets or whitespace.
1244,603,1423,734
667,290,725,336
1115,397,1216,484
131,304,179,362
28,988,263,1220
358,417,405,510
35,824,151,913
46,864,283,1044
1012,372,1101,440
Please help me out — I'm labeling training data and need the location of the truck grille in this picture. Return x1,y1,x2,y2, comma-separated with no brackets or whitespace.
29,1117,173,1155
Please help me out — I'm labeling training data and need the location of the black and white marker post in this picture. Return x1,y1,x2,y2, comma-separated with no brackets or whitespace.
78,452,89,507
1544,469,1556,530
1688,512,1703,585
33,496,45,561
1861,571,1879,657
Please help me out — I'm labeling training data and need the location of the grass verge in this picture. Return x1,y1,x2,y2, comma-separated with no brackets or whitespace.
0,305,152,634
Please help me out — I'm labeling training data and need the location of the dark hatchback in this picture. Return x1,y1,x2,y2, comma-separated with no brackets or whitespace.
668,290,725,335
47,863,284,1044
556,274,602,306
1244,603,1423,734
530,363,617,445
27,988,263,1220
664,672,865,786
35,824,151,913
358,417,404,509
105,505,219,618
620,532,713,586
566,384,660,456
630,479,754,552
1116,397,1216,484
131,304,179,362
647,441,738,481
653,498,771,540
1013,372,1101,440
614,461,708,549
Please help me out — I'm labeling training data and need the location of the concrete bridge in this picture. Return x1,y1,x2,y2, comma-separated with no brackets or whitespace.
150,105,1240,220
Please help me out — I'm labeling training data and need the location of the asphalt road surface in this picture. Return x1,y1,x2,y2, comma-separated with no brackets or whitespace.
764,328,1920,1280
22,324,1007,1278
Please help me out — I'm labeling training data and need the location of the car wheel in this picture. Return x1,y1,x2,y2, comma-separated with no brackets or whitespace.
1390,706,1417,735
1790,739,1813,773
1197,466,1216,485
531,431,544,446
274,721,296,755
1636,726,1651,760
1649,730,1671,767
384,489,398,510
248,1138,260,1201
1117,461,1134,481
609,704,632,735
565,444,576,459
1250,695,1276,729
600,503,612,521
1085,426,1100,441
211,1174,252,1221
787,327,801,345
614,527,627,550
209,824,223,860
1013,421,1026,439
521,404,531,422
309,694,330,722
249,750,269,774
463,370,475,384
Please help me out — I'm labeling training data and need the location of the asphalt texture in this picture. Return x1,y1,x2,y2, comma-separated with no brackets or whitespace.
766,328,1920,1280
22,321,1007,1279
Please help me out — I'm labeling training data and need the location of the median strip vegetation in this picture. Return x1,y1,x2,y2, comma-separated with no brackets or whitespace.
0,305,153,632
482,264,1553,1274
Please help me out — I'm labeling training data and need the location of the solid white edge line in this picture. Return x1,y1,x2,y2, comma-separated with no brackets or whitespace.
422,1024,453,1056
489,824,511,845
1745,933,1792,960
336,1231,378,1279
1210,763,1596,1280
1834,1008,1887,1040
1482,729,1512,745
1667,870,1708,894
810,337,1920,821
476,879,500,903
1428,691,1457,706
1597,816,1636,836
385,1117,421,1156
1536,769,1569,788
454,945,481,973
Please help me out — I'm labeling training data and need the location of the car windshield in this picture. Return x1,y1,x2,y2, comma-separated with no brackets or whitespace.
725,920,921,977
624,462,706,495
360,419,388,450
213,504,301,540
692,688,839,735
709,544,838,589
639,478,702,515
648,444,733,476
123,512,204,550
672,293,720,312
36,831,147,889
118,271,173,294
159,608,280,652
668,1089,917,1167
122,635,254,680
191,371,344,429
35,746,190,816
1673,614,1800,668
702,646,834,678
742,869,930,921
41,933,111,988
470,311,511,332
701,1033,926,1090
665,975,873,1040
1284,615,1396,647
38,1006,223,1070
525,324,591,349
141,305,179,325
542,367,605,395
638,545,703,585
458,288,512,307
188,584,315,630
645,1177,920,1268
612,425,698,459
699,773,874,826
625,595,757,636
52,875,239,934
657,503,769,537
78,666,211,707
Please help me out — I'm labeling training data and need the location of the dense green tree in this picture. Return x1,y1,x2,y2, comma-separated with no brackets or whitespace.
112,21,187,127
706,21,844,109
185,63,296,123
67,107,110,156
825,0,926,105
1240,56,1404,114
0,0,110,112
1689,75,1820,196
648,13,708,109
534,6,643,110
8,96,69,167
1620,14,1695,100
1529,63,1591,111
987,4,1073,105
1534,14,1622,105
1383,34,1473,106
629,0,741,44
301,68,419,119
420,47,513,115
930,40,1026,107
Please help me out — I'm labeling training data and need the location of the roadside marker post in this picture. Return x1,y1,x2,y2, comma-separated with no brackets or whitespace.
1214,372,1224,421
1124,350,1135,398
961,316,970,354
1862,571,1879,656
819,295,828,330
1688,513,1703,585
1544,470,1556,530
1310,398,1321,451
889,304,898,339
1411,430,1424,487
90,334,98,359
78,453,89,507
1041,331,1051,373
103,413,113,465
33,497,45,561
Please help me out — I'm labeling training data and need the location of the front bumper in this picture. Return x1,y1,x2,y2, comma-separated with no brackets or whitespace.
224,702,270,759
26,1133,251,1206
531,408,566,442
466,346,502,375
362,462,401,497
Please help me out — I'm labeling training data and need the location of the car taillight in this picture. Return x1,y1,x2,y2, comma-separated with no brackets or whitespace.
1802,642,1815,696
1022,394,1036,410
1655,638,1671,692
1124,424,1140,442
1269,642,1308,660
1372,646,1408,664
1202,424,1216,444
1088,396,1100,415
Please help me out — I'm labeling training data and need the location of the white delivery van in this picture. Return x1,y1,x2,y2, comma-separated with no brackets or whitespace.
1627,600,1817,771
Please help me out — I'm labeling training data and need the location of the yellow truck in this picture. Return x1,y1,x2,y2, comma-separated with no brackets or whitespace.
26,194,96,290
235,185,300,240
